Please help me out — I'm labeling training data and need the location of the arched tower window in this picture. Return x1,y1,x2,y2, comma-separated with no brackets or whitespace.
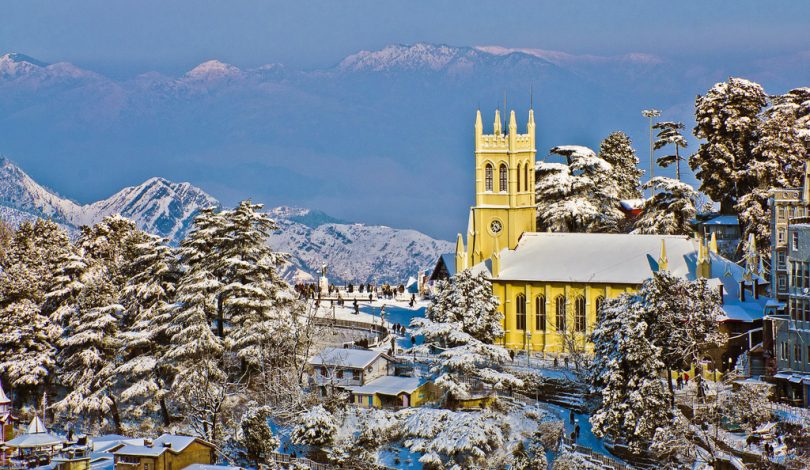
535,296,546,330
499,164,508,192
485,164,494,192
555,295,566,331
516,294,526,330
524,162,530,192
575,296,586,332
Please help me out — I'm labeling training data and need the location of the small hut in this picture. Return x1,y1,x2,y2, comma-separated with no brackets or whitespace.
5,416,65,467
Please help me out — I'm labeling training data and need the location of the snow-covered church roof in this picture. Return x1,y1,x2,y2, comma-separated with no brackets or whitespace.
474,232,769,322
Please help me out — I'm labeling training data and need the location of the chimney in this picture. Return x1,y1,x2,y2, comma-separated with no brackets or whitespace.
144,439,153,448
162,442,172,449
718,284,724,305
739,281,746,302
753,278,759,299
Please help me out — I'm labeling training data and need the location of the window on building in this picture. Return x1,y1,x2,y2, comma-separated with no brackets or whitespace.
575,296,586,332
779,229,785,244
524,163,529,192
336,370,343,379
793,232,800,251
555,295,566,331
536,296,546,330
778,206,785,220
485,164,493,192
595,296,605,320
516,294,526,330
353,370,360,380
796,344,803,363
778,251,786,268
499,164,508,192
779,275,787,291
781,342,789,361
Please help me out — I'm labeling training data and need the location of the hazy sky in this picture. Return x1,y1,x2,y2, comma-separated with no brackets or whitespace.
4,1,809,76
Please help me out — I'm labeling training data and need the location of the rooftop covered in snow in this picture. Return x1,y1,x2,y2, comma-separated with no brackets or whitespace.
308,347,391,369
347,375,426,396
473,232,769,323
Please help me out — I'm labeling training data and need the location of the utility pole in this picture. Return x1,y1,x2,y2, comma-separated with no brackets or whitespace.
642,109,661,198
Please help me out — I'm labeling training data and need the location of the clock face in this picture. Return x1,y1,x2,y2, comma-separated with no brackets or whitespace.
490,220,503,234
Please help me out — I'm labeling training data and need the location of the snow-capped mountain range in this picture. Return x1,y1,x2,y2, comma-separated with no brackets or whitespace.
0,157,451,283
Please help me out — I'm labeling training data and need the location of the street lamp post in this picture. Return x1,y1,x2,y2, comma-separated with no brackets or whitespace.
642,109,661,197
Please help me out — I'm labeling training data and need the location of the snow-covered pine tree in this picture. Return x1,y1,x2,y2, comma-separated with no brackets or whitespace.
690,77,768,214
239,405,279,466
589,293,671,454
737,102,807,255
218,201,293,369
116,234,178,425
55,273,123,431
653,121,688,181
632,177,697,235
290,404,338,447
0,220,71,392
165,263,227,442
536,146,623,233
55,216,150,432
411,317,522,400
426,269,502,343
598,131,643,199
640,271,726,404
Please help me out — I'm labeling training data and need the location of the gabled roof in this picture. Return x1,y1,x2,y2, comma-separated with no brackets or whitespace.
28,416,47,434
308,347,390,369
5,417,64,448
347,376,426,396
430,253,456,281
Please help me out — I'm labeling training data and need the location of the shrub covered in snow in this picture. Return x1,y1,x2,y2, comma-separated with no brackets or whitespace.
291,405,338,447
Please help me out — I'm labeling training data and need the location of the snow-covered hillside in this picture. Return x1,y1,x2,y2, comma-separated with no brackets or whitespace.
0,158,452,283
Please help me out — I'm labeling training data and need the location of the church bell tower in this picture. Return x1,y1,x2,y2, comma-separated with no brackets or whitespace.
456,108,537,271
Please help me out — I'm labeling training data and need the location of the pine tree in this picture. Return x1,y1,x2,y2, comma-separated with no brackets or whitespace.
738,103,807,255
632,177,697,235
411,317,522,400
536,146,623,233
589,293,671,454
55,274,123,431
239,405,279,466
426,270,502,343
598,131,643,199
0,220,71,392
653,122,688,181
290,404,338,447
116,234,178,425
690,77,768,214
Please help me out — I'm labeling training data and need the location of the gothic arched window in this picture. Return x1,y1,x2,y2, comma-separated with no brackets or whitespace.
535,296,546,330
555,295,566,331
499,164,508,192
575,296,586,332
516,294,526,330
524,162,530,192
485,164,494,192
595,296,605,320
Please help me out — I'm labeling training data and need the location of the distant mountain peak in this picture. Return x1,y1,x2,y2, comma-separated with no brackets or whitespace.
185,59,242,79
337,43,480,72
0,52,48,67
475,45,664,66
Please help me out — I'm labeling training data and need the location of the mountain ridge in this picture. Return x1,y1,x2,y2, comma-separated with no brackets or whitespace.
0,157,451,283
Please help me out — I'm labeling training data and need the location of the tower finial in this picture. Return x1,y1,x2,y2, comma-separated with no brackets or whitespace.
530,83,533,110
658,239,669,271
493,109,502,135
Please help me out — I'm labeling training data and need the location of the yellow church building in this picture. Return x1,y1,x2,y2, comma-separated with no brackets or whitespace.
448,109,771,355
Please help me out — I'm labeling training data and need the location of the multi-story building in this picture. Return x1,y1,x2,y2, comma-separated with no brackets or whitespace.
769,166,810,302
768,222,810,407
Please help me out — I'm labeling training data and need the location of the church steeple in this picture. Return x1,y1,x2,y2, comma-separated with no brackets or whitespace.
465,106,538,269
